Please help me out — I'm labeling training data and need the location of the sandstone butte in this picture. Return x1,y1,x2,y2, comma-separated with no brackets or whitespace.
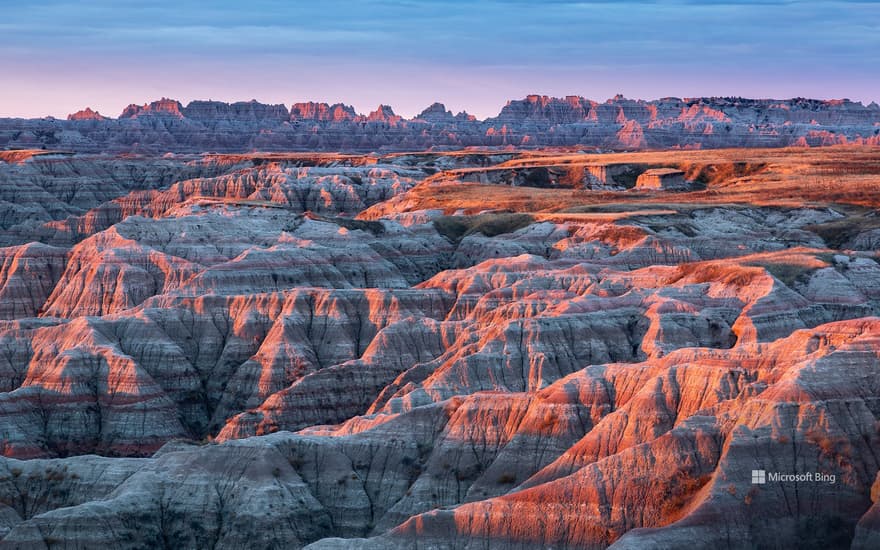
0,127,878,549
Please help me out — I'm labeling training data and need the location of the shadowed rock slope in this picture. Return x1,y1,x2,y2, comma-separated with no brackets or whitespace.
0,147,878,548
2,95,880,153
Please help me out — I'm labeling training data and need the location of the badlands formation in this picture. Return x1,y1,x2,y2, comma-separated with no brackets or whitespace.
0,95,879,153
0,141,878,549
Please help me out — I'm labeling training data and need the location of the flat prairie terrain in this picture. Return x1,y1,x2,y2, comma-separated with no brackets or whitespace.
364,146,880,213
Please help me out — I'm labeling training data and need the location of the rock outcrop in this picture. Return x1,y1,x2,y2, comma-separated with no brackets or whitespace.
634,168,694,191
290,102,359,123
0,147,877,548
1,317,877,548
66,108,107,121
3,95,875,153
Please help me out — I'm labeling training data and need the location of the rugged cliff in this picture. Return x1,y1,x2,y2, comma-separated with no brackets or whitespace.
0,147,878,548
2,95,879,153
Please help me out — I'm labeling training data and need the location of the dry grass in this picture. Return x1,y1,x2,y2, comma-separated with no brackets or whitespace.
745,262,817,287
433,213,535,242
206,152,378,166
307,213,386,235
383,146,880,217
804,207,880,249
660,473,712,519
0,149,75,163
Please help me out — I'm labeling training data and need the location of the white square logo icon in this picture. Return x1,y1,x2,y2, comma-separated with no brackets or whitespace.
751,470,766,484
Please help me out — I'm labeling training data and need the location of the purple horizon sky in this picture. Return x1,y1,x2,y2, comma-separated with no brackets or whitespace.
2,1,878,120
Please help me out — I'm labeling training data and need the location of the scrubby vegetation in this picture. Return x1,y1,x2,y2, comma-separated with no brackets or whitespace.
805,209,880,249
310,213,386,235
680,161,767,187
746,261,818,287
433,213,534,242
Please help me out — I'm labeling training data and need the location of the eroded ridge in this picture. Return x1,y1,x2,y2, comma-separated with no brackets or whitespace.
0,146,878,549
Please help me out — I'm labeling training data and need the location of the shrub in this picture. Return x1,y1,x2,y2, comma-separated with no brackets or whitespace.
746,262,816,288
805,211,880,249
433,213,534,243
310,214,385,235
497,473,517,484
660,473,712,517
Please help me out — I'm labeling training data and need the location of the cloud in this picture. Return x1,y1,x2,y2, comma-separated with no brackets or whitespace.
2,0,877,66
0,0,877,118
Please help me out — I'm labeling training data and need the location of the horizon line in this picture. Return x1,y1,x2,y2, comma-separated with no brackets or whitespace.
4,93,880,123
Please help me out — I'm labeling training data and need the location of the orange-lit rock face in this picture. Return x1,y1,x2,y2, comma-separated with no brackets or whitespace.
1,95,875,154
0,146,877,549
66,107,107,121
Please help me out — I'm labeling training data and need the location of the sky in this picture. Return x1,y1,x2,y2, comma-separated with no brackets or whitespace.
1,0,878,119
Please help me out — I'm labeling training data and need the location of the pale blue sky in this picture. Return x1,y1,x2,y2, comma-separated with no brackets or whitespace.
1,0,877,118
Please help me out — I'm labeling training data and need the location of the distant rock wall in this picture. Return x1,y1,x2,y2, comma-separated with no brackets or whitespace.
3,95,880,153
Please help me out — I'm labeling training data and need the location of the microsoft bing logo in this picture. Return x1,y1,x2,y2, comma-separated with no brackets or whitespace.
751,470,766,484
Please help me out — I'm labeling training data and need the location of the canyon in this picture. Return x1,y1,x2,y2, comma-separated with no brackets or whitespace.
0,142,878,549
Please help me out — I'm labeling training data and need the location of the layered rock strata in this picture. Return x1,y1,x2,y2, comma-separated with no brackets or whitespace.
0,148,877,548
2,95,879,153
